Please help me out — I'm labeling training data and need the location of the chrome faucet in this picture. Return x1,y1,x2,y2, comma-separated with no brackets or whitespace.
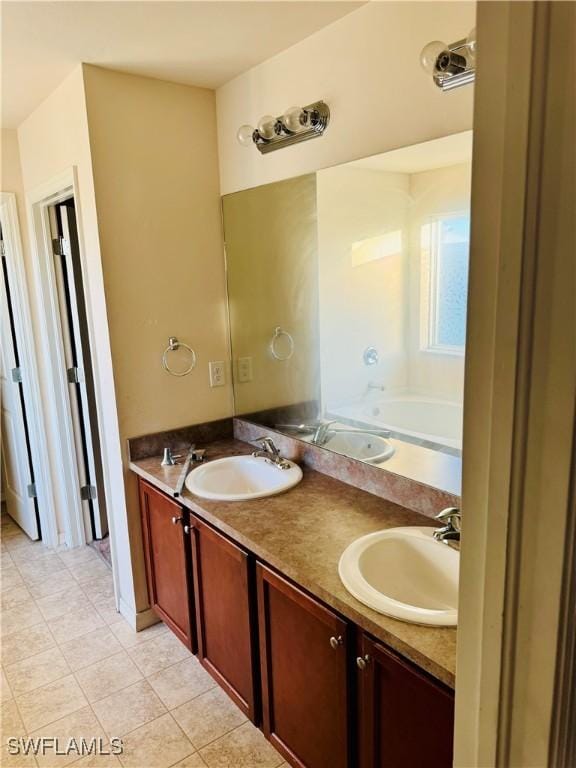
252,437,292,470
433,507,461,545
312,420,336,446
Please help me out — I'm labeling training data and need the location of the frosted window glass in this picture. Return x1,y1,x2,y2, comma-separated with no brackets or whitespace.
434,217,469,348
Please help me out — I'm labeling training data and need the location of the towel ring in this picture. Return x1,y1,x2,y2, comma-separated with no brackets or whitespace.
270,326,294,361
162,336,197,377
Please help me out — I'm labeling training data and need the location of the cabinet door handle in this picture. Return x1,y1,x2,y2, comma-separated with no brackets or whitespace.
356,654,371,670
329,635,343,649
171,516,183,525
183,525,190,534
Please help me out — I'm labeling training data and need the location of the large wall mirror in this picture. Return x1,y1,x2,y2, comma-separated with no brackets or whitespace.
223,131,472,495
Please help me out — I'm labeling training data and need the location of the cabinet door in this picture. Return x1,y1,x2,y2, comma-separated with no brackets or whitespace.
357,633,454,768
190,515,258,721
257,564,350,768
139,479,194,650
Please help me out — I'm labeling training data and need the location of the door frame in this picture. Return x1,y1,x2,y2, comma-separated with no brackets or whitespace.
0,192,55,545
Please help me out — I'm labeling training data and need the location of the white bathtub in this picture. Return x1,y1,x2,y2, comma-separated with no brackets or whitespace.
332,394,463,451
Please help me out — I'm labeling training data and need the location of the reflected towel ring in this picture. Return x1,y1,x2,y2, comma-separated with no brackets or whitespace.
162,336,197,377
270,326,294,361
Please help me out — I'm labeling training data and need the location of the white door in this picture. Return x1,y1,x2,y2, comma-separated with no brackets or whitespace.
0,235,39,539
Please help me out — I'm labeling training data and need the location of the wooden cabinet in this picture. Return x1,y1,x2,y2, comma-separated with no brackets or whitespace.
138,479,195,650
357,633,454,768
190,514,258,721
257,563,350,768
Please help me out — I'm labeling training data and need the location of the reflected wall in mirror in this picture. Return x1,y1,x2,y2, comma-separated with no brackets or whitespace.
223,131,472,495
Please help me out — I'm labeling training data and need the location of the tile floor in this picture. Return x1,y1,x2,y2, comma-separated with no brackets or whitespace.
0,512,287,768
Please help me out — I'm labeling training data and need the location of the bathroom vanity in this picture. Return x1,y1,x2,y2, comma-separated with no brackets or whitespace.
131,435,456,768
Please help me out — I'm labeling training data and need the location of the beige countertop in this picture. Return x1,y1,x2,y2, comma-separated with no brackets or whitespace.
130,437,457,688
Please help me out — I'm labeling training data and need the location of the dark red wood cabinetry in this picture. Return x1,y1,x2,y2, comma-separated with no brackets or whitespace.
138,479,195,650
189,514,258,721
257,563,350,768
357,633,455,768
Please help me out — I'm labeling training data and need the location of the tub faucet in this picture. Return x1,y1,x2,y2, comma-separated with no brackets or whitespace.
252,437,292,470
433,507,461,545
312,420,336,446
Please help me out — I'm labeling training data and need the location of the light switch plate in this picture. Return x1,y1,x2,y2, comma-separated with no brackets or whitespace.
209,361,225,387
237,356,253,383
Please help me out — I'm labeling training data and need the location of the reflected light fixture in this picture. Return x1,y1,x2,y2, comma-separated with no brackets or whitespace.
236,101,330,154
420,28,476,91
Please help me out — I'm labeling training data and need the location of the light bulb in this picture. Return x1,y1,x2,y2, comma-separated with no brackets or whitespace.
282,106,306,133
466,27,477,59
257,115,277,140
420,40,448,74
236,125,255,147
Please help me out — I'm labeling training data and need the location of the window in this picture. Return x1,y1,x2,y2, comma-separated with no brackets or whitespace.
421,214,470,354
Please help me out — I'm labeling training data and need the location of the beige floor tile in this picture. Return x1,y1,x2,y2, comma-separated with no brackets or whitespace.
1,623,56,666
172,687,247,750
117,713,194,768
90,598,122,627
36,586,88,622
1,602,44,637
1,668,13,702
109,620,167,650
0,700,36,767
29,705,107,768
67,561,111,586
69,753,122,767
5,647,71,696
5,536,39,553
127,631,191,677
1,570,25,592
79,577,114,604
9,545,59,565
147,657,216,710
18,558,70,584
28,571,77,600
1,553,15,570
16,675,88,732
199,721,283,768
75,651,142,703
1,586,33,611
59,628,123,673
91,680,166,738
47,607,105,644
57,547,99,569
171,755,208,768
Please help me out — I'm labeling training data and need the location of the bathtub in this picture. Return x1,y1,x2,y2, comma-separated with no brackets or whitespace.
331,394,463,452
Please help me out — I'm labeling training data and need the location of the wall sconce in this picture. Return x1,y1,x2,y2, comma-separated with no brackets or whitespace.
420,28,476,91
237,101,330,154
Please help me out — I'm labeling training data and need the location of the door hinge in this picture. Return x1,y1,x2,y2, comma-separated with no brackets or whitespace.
27,483,37,499
0,240,5,258
52,236,70,257
11,367,22,383
80,485,97,501
67,367,82,384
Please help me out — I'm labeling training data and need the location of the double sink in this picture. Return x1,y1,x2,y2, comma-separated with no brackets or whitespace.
185,453,459,628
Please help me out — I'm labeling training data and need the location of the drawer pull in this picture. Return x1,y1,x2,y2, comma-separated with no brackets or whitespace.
356,654,371,670
329,635,343,649
171,516,183,525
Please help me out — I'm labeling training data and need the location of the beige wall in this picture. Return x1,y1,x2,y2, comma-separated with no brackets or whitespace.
83,66,231,614
216,1,475,194
223,174,319,416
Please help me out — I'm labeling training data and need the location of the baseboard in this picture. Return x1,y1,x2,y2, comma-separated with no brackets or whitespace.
118,597,160,631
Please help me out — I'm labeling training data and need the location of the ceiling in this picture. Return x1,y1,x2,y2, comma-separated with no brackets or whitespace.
349,131,473,174
1,1,363,128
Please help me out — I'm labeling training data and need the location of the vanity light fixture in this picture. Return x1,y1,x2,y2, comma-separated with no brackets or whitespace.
236,101,330,154
420,28,476,91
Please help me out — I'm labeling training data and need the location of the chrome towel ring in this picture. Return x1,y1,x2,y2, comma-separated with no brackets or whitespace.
270,326,294,361
162,336,197,377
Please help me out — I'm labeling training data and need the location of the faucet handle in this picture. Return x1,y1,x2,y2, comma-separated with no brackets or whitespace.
254,436,279,455
435,507,461,530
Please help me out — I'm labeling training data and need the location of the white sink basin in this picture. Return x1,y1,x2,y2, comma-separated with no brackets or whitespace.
185,455,303,501
338,527,459,626
322,431,394,463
